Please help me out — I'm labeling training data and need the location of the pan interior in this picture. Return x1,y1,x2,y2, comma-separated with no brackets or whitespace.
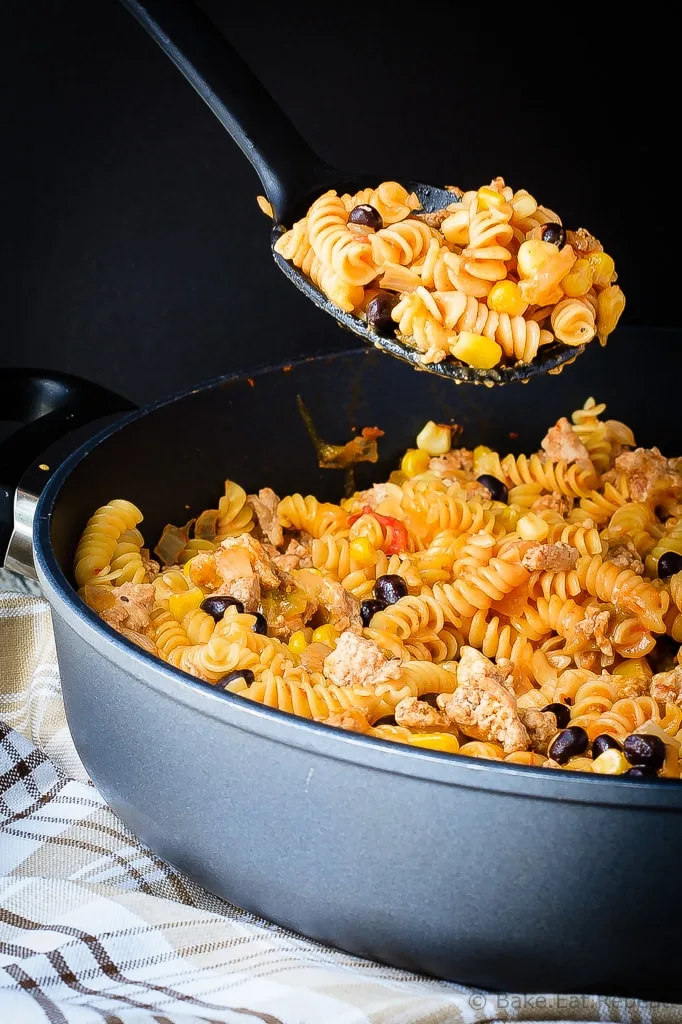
48,330,673,582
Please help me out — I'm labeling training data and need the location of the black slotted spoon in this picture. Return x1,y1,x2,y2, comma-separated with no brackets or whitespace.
118,0,585,385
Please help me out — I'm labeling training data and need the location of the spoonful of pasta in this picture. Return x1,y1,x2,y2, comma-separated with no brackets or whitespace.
119,0,626,385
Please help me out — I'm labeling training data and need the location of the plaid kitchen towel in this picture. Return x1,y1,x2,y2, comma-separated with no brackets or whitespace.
1,586,681,1024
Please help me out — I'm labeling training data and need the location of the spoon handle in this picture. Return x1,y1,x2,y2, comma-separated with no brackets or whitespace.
118,0,334,222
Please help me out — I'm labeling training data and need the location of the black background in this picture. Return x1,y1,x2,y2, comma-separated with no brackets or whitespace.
0,2,677,405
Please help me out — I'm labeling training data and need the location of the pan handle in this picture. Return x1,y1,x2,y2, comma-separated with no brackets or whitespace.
117,0,336,224
0,369,136,580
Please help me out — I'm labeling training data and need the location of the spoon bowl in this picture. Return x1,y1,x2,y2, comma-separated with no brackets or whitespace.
119,0,587,385
270,180,586,386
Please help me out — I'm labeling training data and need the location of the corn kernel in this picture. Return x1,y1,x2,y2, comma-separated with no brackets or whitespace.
512,191,537,219
588,251,616,288
288,629,308,655
517,239,557,278
408,732,460,754
517,512,550,541
349,536,376,567
592,748,630,775
613,658,652,681
487,280,528,316
401,448,431,478
451,331,502,369
416,421,451,456
473,445,495,475
597,284,626,340
561,258,594,297
312,624,339,647
476,185,505,210
168,586,205,621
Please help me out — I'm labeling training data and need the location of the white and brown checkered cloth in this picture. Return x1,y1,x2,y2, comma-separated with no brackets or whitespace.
1,582,681,1024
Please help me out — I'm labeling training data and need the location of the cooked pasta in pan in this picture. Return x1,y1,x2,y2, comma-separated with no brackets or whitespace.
75,398,682,780
261,177,625,370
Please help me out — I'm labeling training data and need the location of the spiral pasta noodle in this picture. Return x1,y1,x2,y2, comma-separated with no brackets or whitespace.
606,503,661,556
550,297,596,346
575,476,630,525
278,494,348,537
232,670,383,720
307,190,376,286
476,450,598,497
370,219,438,268
76,399,682,780
74,499,144,587
216,481,255,541
646,518,682,577
108,529,147,585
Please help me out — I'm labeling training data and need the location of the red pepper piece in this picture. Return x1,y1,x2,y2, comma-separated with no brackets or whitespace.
347,505,408,555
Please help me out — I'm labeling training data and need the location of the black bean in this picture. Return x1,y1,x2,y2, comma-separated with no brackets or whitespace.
218,668,255,689
623,733,666,771
541,702,571,729
476,474,508,503
251,612,268,635
541,223,567,248
657,551,682,578
592,733,622,760
624,765,659,778
375,574,408,606
419,692,440,708
373,715,397,727
366,292,399,337
548,725,589,765
348,203,383,231
360,598,386,626
200,595,245,621
648,634,681,674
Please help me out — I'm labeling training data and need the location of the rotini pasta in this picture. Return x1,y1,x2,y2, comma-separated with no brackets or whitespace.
74,500,144,587
267,177,625,370
76,398,682,780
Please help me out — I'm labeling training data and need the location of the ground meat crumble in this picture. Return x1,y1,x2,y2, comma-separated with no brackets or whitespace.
521,542,579,572
530,492,573,516
541,418,592,466
428,449,474,478
323,631,402,689
323,708,370,733
610,447,682,504
395,696,449,730
436,647,528,753
650,666,682,706
97,582,156,634
569,605,614,663
520,708,558,754
605,539,644,575
246,487,283,547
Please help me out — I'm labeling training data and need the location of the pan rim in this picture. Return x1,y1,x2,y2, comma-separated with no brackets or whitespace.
33,344,682,809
